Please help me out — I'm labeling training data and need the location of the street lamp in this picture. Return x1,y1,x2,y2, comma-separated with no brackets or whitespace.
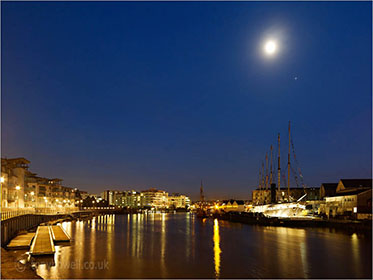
30,191,35,208
1,177,6,208
15,185,21,210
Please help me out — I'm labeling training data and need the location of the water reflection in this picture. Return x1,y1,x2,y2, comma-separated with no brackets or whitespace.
35,214,372,279
213,218,221,278
160,213,167,277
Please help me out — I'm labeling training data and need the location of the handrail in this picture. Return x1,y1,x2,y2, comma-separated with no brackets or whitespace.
1,207,79,221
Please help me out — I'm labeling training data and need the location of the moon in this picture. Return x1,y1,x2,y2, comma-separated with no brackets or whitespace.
264,40,277,56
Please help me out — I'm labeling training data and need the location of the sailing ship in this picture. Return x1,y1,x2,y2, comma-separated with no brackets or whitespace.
249,121,312,218
196,180,208,218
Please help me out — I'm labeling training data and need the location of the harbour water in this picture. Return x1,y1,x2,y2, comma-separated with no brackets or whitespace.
31,213,371,279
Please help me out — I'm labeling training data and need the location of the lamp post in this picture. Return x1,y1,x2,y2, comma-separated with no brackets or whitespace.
30,191,35,209
15,185,21,211
1,176,5,208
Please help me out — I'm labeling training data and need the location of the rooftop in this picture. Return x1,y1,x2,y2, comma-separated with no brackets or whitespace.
340,179,372,189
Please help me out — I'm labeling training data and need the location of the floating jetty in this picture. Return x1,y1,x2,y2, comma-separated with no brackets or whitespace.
50,225,70,242
29,226,55,256
6,232,35,250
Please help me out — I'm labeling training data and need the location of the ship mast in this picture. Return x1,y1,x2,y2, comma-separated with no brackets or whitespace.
261,161,265,190
277,133,281,202
258,167,262,205
270,145,273,185
265,152,268,190
259,167,262,190
261,161,265,204
287,121,291,201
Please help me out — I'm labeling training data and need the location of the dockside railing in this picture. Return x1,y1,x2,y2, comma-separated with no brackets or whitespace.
1,207,79,221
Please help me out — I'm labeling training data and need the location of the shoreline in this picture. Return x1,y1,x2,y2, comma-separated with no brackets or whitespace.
1,248,42,279
2,212,372,279
2,212,371,279
212,211,373,234
1,216,76,280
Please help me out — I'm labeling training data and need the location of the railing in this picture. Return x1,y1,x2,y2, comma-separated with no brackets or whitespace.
1,207,79,221
82,207,116,210
1,209,35,220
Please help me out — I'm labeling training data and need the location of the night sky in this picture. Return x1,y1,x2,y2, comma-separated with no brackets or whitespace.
2,2,372,200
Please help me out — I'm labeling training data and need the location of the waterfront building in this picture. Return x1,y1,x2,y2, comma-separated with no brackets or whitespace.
141,188,169,209
218,200,246,212
115,191,142,208
320,179,372,219
121,191,142,208
101,190,113,205
252,189,271,205
1,157,81,209
101,190,141,207
26,174,78,208
1,157,30,208
336,179,372,192
323,189,372,218
82,196,107,207
101,190,124,205
319,183,338,199
99,189,190,209
79,191,89,199
168,193,191,209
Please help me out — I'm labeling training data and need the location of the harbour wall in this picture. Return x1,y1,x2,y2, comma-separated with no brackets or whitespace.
215,212,372,233
1,214,70,247
1,208,128,247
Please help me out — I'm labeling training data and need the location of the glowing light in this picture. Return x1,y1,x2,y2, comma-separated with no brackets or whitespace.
1,177,4,183
15,186,21,190
250,202,308,218
264,40,277,56
30,191,35,196
213,219,221,278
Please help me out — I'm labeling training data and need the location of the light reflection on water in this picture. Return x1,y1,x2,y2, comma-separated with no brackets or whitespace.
213,218,221,278
34,213,372,279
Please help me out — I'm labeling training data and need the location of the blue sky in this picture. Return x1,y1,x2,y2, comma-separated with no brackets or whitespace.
2,2,372,199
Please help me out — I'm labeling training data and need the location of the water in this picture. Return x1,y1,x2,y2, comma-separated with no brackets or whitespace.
33,213,371,279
